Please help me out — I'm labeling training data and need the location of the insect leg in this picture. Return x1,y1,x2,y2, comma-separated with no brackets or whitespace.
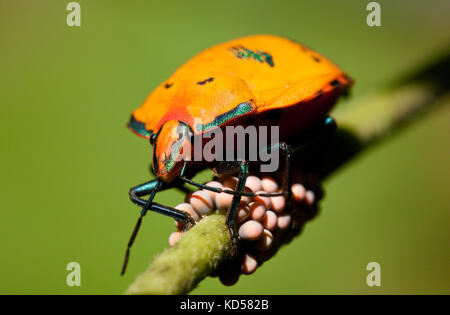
259,141,293,208
179,162,285,198
122,179,194,275
122,180,161,275
279,142,293,205
225,160,249,258
128,179,160,210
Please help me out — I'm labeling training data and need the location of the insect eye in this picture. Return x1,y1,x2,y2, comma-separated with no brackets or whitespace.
149,133,157,145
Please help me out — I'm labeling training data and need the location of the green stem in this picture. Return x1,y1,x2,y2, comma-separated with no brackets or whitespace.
125,215,231,295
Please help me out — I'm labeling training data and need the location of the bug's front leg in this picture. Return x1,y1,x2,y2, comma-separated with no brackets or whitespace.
225,161,249,258
128,179,160,210
278,142,293,208
128,179,195,228
122,179,195,275
266,141,293,191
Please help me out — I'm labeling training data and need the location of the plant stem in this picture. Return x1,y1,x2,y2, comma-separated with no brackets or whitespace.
125,215,230,295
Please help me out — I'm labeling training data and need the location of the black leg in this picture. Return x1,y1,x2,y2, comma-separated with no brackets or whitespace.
225,161,249,258
279,142,293,206
129,179,192,209
179,162,285,198
122,179,195,275
128,179,160,211
180,176,285,197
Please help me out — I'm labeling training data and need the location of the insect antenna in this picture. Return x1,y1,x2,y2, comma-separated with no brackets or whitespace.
120,214,143,276
121,180,161,276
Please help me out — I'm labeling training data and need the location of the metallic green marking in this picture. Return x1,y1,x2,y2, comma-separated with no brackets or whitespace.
134,180,160,195
262,52,274,67
163,139,183,173
163,155,175,173
230,46,274,67
195,102,254,132
127,115,153,138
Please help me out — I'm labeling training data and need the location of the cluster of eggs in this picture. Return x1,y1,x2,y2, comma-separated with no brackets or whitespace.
168,175,320,285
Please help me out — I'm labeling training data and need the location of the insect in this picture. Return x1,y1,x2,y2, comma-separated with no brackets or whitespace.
122,34,352,275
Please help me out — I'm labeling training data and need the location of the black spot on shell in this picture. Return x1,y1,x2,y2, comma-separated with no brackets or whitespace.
330,79,341,87
197,77,214,85
164,82,174,89
311,55,321,63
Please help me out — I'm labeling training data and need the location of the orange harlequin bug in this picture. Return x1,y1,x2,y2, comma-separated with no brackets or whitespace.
121,34,352,275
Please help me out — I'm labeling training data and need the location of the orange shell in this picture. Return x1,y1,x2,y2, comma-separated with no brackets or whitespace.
129,34,352,138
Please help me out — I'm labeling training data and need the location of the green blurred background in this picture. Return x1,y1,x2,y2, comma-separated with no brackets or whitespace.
1,0,449,294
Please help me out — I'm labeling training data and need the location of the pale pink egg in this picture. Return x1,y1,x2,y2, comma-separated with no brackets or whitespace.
277,213,292,230
236,203,250,223
168,231,182,246
241,253,258,275
254,229,274,251
174,203,200,229
203,181,223,201
245,176,262,192
240,187,252,204
254,191,272,209
222,175,254,202
215,191,234,211
216,184,251,207
270,195,286,213
249,202,266,221
291,183,306,203
305,190,315,206
263,210,277,231
238,220,264,241
261,177,279,193
188,190,214,215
